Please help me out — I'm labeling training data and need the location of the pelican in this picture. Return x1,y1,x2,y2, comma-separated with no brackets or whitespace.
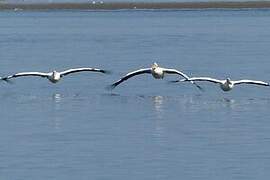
109,63,202,90
1,67,110,83
174,77,269,91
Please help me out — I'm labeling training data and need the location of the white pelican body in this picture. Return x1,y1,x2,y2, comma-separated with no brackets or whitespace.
220,79,234,91
177,77,269,91
1,68,109,83
48,71,61,83
109,63,202,90
151,64,164,79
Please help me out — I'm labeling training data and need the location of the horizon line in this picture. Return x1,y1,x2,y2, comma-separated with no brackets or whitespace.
1,1,270,10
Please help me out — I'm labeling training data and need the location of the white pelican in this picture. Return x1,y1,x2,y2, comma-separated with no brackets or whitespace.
109,63,202,90
1,67,110,83
174,77,269,91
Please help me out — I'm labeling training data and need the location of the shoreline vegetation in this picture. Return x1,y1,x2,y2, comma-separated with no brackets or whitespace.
1,1,270,10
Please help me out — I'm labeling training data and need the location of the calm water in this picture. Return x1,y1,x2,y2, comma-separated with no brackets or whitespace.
1,9,270,180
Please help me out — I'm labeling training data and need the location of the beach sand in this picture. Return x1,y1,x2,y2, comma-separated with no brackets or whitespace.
1,1,270,10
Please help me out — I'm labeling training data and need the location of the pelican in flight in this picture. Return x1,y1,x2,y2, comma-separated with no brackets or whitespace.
1,67,110,83
173,77,269,91
109,63,202,90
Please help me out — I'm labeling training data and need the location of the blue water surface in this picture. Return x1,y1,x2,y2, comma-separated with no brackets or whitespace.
1,9,270,180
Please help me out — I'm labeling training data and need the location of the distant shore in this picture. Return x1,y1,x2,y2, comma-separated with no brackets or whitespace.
1,1,270,10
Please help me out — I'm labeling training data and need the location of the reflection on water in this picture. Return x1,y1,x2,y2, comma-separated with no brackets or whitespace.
221,97,236,109
152,95,164,119
52,93,63,131
151,96,167,144
52,93,62,104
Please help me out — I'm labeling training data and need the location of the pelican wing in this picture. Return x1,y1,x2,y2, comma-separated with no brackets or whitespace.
109,68,152,89
233,80,269,86
163,69,203,90
1,72,49,81
60,68,109,77
162,68,191,79
186,77,223,84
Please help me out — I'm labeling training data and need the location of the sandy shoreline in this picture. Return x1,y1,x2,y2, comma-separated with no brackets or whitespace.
1,1,270,10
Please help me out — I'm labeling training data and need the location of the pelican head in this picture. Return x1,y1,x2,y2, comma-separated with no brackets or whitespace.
151,62,159,69
226,78,232,84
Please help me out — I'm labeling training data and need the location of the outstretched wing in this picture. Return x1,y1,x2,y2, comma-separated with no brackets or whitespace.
163,69,203,90
60,68,109,77
163,68,191,80
179,77,223,84
109,68,151,89
1,72,49,82
233,80,269,86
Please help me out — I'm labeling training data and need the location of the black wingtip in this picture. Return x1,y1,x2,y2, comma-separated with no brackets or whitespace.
169,80,181,83
1,77,13,84
194,83,204,92
169,79,189,83
105,84,116,91
101,70,112,74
